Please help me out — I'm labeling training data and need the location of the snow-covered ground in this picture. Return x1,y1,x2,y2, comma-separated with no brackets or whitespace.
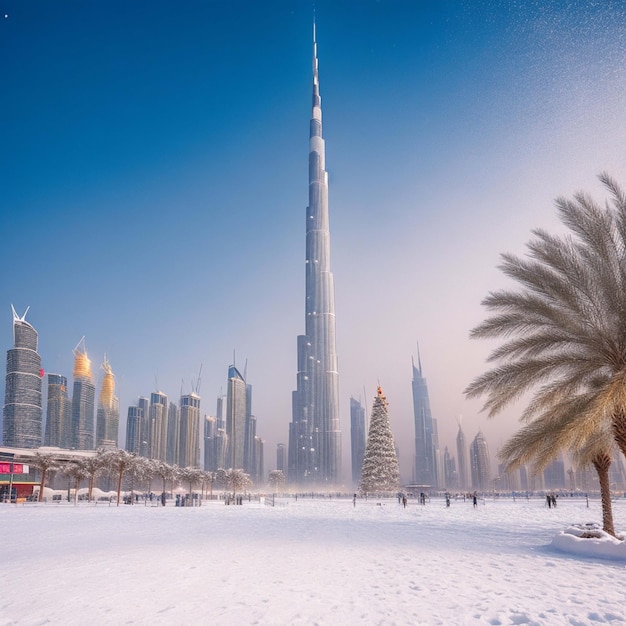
1,494,625,625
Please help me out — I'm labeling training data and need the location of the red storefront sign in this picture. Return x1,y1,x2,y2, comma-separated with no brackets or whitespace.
0,463,29,474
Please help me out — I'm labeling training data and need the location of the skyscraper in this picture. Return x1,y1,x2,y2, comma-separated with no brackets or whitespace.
44,374,70,448
2,306,43,447
149,391,168,460
125,404,143,454
289,23,341,487
95,356,119,449
443,446,457,490
350,397,367,488
276,443,286,473
411,350,439,488
470,431,491,491
456,421,469,491
70,337,95,450
179,392,200,468
226,365,247,470
166,401,179,465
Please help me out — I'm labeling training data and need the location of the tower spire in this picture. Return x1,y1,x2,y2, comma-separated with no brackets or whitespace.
290,21,341,486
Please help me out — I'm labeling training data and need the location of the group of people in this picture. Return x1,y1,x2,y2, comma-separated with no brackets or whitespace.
546,493,558,508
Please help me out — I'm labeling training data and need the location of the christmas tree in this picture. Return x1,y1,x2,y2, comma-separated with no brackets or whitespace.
358,386,400,493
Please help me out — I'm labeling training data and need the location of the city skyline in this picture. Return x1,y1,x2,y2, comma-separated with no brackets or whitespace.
3,1,626,482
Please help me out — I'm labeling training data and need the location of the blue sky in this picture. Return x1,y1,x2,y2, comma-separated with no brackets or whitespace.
3,0,626,483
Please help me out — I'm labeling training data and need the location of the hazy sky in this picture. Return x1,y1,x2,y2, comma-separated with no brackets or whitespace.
3,0,626,483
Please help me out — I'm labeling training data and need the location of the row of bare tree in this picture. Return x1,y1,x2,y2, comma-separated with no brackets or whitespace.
28,450,254,507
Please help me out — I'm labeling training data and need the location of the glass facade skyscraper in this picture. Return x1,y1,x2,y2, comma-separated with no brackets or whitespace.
45,373,70,448
470,431,491,491
412,351,439,488
95,356,119,449
179,392,200,468
226,365,246,470
350,397,366,488
2,306,43,447
289,24,341,487
71,337,95,450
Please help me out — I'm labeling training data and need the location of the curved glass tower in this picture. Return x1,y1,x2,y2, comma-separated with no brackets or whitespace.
96,356,119,449
71,337,95,450
289,24,341,486
2,306,43,447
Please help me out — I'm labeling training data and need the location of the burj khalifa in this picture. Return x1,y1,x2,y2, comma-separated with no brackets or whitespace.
288,24,342,487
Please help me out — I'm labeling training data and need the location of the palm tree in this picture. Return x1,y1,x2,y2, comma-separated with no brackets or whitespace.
30,453,59,502
178,466,203,499
466,174,626,510
153,460,178,496
82,451,106,502
499,406,618,536
62,461,89,505
268,470,285,494
227,468,251,499
102,449,136,506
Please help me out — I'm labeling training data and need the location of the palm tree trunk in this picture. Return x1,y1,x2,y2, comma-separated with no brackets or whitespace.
116,468,123,507
38,469,46,503
592,453,616,538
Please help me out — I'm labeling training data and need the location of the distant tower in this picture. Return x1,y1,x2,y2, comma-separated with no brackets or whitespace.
456,420,469,490
212,394,228,469
443,446,457,490
125,404,143,454
276,443,287,473
95,356,119,449
71,337,95,450
226,365,247,469
411,349,439,488
149,391,168,460
44,374,70,448
179,392,201,468
3,306,43,447
350,397,367,488
166,401,179,465
137,396,150,457
470,431,491,491
254,436,265,485
243,377,257,478
543,454,566,490
289,22,341,487
204,415,217,471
